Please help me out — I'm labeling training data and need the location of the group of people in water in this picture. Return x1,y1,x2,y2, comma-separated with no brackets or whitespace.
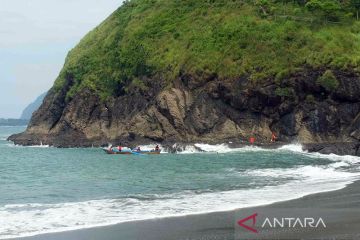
250,132,277,144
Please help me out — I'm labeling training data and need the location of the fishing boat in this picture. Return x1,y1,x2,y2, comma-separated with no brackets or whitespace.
103,146,161,155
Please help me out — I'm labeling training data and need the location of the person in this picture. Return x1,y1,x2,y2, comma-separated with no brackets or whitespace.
249,137,255,145
155,145,160,151
271,132,277,143
118,146,122,152
137,146,141,152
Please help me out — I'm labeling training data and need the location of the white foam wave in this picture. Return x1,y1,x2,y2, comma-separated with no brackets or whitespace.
245,164,357,180
277,143,304,153
178,143,267,154
178,143,303,154
176,145,200,154
196,143,268,153
176,143,360,164
4,143,50,148
1,163,359,239
305,152,360,164
26,144,50,148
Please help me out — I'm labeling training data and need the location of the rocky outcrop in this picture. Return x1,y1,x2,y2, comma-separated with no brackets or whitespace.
9,68,360,155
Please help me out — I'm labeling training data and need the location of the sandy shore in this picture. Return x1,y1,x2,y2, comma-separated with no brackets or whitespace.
13,181,360,240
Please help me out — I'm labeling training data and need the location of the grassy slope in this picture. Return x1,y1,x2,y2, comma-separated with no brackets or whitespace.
53,0,360,100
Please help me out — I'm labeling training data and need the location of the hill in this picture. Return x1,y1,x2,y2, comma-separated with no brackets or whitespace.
9,0,360,154
20,92,47,120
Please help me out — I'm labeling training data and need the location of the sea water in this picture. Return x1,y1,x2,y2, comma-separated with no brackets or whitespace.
0,126,360,239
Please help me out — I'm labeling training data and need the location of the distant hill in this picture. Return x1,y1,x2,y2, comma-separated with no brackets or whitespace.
0,118,29,126
20,92,47,120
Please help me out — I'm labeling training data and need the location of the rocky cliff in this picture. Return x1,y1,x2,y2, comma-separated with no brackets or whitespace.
9,0,360,155
9,68,360,154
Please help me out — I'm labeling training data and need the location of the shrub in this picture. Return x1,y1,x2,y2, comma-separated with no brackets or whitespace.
275,87,293,97
316,70,340,91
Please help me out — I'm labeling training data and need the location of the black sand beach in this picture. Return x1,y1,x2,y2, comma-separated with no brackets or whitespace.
13,181,360,240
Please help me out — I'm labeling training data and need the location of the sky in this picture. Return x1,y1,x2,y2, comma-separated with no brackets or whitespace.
0,0,124,118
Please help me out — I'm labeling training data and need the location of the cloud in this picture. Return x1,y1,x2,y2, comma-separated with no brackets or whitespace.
0,0,123,47
0,0,124,118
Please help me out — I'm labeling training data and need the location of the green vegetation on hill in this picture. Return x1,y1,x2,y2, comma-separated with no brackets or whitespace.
54,0,360,100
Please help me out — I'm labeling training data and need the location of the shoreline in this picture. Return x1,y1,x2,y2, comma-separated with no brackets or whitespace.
5,137,360,156
4,125,360,156
10,180,360,240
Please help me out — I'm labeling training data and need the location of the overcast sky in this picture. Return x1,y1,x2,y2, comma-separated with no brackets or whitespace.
0,0,124,118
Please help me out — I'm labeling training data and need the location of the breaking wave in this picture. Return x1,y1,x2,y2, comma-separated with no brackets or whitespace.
1,137,360,239
2,163,359,239
175,142,360,164
1,153,360,239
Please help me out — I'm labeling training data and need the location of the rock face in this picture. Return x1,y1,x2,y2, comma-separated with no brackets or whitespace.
8,1,360,155
9,68,360,154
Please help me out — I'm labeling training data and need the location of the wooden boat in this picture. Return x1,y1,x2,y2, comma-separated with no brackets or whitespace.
136,150,161,155
103,148,161,155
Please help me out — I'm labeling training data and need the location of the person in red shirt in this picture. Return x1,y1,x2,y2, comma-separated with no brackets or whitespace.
271,132,277,143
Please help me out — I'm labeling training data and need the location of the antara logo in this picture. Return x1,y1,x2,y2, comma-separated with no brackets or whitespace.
237,213,327,233
262,217,326,228
237,213,258,233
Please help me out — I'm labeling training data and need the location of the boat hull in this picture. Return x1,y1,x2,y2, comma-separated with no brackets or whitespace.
103,149,161,155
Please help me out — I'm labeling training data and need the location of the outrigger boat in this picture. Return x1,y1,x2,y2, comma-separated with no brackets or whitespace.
103,146,161,155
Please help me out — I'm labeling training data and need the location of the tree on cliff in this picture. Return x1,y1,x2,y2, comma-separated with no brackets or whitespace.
350,0,360,19
305,0,342,22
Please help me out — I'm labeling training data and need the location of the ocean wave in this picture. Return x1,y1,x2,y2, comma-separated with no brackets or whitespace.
4,143,50,148
276,143,304,153
177,143,268,154
175,143,360,163
177,143,301,154
1,163,359,239
244,164,357,179
1,141,359,238
24,144,50,148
